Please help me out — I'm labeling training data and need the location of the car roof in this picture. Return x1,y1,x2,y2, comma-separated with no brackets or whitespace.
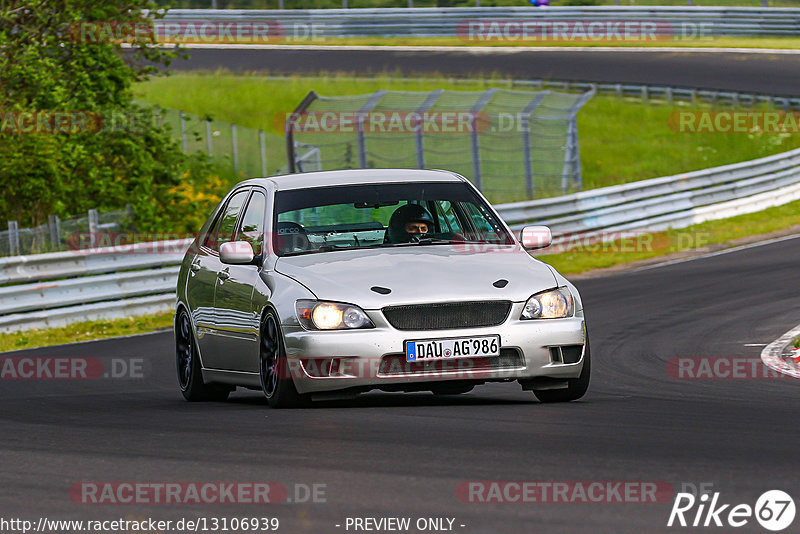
235,169,465,191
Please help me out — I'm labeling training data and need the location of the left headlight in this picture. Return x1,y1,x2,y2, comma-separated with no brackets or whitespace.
520,288,574,320
295,300,375,330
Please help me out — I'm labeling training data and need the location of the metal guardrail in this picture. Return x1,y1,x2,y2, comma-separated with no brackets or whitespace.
162,7,800,37
498,147,800,240
2,146,800,331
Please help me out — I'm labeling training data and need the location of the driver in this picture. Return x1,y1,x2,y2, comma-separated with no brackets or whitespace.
385,204,435,244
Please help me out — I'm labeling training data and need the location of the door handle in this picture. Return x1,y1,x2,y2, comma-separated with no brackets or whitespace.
217,270,230,281
190,262,200,273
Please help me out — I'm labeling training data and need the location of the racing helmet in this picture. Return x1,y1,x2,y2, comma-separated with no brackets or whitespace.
386,204,435,243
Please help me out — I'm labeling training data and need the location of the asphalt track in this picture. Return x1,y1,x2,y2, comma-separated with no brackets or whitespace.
172,46,800,96
3,236,800,533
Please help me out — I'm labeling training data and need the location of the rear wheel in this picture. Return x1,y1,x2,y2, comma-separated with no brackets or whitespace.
176,310,230,402
260,311,308,409
533,340,591,403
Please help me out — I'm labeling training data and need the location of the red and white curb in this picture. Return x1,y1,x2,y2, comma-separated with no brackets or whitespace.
761,324,800,379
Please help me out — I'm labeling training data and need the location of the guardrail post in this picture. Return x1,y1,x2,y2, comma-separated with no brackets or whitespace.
48,215,61,251
278,0,284,8
259,129,267,177
8,221,19,256
666,87,673,105
179,111,187,153
232,124,239,173
615,84,622,98
205,120,213,158
88,209,98,249
641,86,649,103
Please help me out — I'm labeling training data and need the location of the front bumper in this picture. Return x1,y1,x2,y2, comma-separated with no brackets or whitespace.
283,303,586,395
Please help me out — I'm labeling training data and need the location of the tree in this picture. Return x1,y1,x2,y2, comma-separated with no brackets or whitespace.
0,0,214,232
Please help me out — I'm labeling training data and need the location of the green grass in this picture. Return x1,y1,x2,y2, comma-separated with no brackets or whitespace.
794,336,800,349
541,198,800,275
133,72,800,194
175,36,800,49
0,312,174,353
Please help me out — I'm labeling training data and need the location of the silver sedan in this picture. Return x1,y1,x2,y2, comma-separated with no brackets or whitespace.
175,169,589,408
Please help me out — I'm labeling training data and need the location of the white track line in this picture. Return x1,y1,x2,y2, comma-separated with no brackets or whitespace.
631,233,800,273
175,43,800,54
761,324,800,379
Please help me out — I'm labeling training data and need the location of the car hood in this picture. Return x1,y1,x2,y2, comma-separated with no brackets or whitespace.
275,245,558,309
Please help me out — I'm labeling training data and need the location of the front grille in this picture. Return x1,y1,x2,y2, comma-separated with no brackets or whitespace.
378,348,524,377
382,301,511,330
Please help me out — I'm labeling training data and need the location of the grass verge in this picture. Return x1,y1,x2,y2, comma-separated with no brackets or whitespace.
0,312,173,353
134,72,800,195
794,336,800,349
540,198,800,275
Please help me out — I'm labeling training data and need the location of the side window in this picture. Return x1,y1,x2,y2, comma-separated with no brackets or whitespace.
236,191,266,255
433,201,463,234
214,190,250,252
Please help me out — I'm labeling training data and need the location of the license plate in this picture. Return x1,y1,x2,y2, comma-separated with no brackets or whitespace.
405,335,500,362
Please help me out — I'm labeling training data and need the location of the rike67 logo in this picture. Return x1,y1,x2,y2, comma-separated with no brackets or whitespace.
668,490,795,531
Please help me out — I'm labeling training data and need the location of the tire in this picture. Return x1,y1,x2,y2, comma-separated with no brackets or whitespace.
533,340,591,403
175,310,230,402
260,311,308,409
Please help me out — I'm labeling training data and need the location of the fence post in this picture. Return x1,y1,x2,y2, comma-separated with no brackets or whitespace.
206,120,213,158
48,215,61,251
278,0,284,8
179,111,187,153
666,87,673,105
232,124,239,173
8,221,19,256
561,88,594,193
408,0,413,6
356,90,387,169
520,92,549,200
414,89,444,169
88,209,98,249
259,129,267,177
469,88,498,192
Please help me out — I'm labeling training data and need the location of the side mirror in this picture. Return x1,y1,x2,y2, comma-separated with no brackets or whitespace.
520,225,552,250
220,241,255,265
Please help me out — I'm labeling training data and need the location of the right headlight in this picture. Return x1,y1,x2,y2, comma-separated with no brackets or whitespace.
295,300,374,330
520,288,574,320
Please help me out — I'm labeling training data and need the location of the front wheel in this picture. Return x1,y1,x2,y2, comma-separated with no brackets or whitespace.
175,310,230,402
533,340,591,403
260,311,308,409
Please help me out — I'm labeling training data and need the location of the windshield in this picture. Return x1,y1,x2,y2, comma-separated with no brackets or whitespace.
272,181,514,256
